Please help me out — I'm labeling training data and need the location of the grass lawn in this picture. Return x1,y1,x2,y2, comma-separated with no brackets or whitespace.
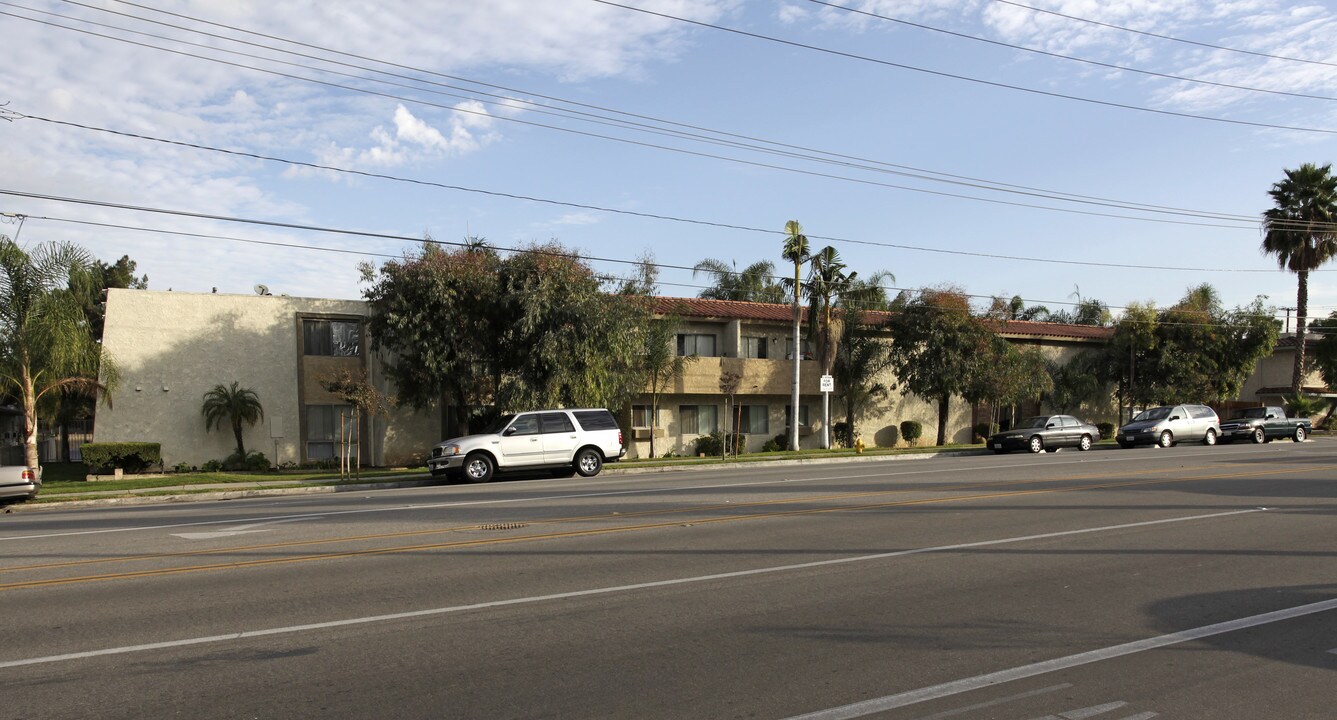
36,463,429,495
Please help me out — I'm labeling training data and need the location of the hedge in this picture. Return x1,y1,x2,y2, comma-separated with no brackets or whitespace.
80,442,162,473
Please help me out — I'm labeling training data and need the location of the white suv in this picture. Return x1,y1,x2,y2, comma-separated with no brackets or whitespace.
427,409,625,483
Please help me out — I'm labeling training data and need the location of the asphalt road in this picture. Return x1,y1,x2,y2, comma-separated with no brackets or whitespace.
3,440,1335,719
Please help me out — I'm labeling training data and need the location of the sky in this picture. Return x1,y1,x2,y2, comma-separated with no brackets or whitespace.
3,0,1337,323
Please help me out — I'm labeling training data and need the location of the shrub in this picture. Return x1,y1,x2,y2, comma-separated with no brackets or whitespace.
80,442,162,473
832,422,852,448
761,438,781,452
899,420,923,446
693,432,724,457
223,451,271,471
770,433,791,451
172,462,194,474
1096,422,1115,440
201,459,224,473
974,422,998,442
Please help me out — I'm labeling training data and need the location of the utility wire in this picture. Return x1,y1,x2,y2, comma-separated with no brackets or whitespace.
991,0,1337,70
590,0,1337,135
10,209,1308,330
4,3,1262,225
807,0,1337,103
9,114,1325,271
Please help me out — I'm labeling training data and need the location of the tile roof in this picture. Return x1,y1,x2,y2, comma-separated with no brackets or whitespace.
652,296,1114,342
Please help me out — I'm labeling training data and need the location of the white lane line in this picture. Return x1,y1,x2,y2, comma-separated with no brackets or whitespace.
1115,712,1158,720
171,517,315,540
911,683,1071,719
0,445,1280,541
786,605,1337,719
0,508,1263,670
1327,648,1337,655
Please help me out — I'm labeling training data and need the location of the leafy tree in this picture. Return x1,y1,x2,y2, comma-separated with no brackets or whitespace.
1110,285,1278,407
963,337,1052,429
319,369,394,479
69,255,149,343
885,286,994,446
987,294,1050,321
781,220,810,451
201,381,264,458
617,251,659,297
831,272,895,447
692,258,786,304
1308,312,1337,391
1262,162,1337,393
0,238,117,470
1048,287,1111,326
363,240,652,432
1046,351,1107,414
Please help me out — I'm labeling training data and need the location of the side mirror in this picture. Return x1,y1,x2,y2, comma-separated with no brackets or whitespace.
1046,423,1056,429
1266,414,1277,419
502,427,517,436
1169,416,1180,421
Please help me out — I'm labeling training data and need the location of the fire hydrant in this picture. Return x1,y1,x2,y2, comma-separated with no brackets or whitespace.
854,436,866,454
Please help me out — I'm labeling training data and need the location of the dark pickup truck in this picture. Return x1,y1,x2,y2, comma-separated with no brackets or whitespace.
1217,406,1311,444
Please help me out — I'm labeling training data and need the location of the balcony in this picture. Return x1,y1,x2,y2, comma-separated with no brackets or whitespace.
668,356,822,395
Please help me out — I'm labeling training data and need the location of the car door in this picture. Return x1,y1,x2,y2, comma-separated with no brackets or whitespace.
539,411,579,464
1169,406,1194,441
498,413,544,466
1059,416,1082,447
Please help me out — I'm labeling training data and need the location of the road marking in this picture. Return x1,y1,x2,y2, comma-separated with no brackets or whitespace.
171,517,314,540
0,508,1264,669
1027,701,1128,719
784,601,1337,720
0,443,1287,541
911,684,1070,719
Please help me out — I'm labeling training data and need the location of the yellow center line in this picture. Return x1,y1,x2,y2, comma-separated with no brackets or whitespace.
1,462,1228,575
0,463,1327,592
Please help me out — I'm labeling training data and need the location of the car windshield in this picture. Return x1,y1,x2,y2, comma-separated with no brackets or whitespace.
482,414,516,434
1132,407,1172,422
1018,416,1051,429
1234,407,1268,419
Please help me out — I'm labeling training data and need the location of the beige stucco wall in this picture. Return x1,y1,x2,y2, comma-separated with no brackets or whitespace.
97,289,439,468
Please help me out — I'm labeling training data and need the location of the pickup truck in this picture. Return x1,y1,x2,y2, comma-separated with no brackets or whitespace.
1217,406,1311,444
0,464,41,502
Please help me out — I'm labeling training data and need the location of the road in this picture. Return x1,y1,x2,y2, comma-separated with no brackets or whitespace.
2,441,1335,719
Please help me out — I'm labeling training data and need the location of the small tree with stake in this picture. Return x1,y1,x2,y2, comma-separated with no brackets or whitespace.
319,369,394,480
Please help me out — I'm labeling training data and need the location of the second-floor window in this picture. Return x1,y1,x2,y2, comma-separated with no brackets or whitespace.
742,336,768,359
785,338,813,360
677,333,717,357
304,319,362,357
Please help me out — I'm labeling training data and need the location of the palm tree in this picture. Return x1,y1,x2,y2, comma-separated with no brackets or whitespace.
781,220,810,451
201,382,265,458
1262,162,1337,394
0,238,116,471
692,258,786,304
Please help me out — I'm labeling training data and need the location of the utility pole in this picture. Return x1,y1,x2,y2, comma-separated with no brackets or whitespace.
1281,307,1296,334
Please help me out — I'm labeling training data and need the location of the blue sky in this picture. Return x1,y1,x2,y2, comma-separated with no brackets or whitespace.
3,0,1336,322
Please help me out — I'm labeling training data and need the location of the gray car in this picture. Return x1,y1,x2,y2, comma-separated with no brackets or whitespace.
1117,404,1220,448
988,415,1100,454
0,464,41,502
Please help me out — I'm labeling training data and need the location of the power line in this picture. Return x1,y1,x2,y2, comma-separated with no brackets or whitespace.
6,116,1320,272
991,0,1337,70
11,209,1308,331
807,0,1337,103
590,0,1337,135
2,4,1265,226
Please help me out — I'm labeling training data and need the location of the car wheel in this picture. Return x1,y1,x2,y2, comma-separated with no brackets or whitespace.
462,452,494,483
1202,429,1217,446
1251,428,1266,444
1158,430,1173,448
1294,426,1307,442
1078,434,1093,451
574,448,603,477
1028,436,1044,454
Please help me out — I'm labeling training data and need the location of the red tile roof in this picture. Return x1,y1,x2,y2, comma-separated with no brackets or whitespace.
652,296,1114,342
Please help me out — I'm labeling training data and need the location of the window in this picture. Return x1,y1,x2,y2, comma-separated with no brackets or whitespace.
784,404,810,428
1189,406,1216,419
539,412,575,433
631,405,653,428
742,336,768,359
1060,416,1080,427
304,319,362,357
507,415,540,436
677,333,717,357
573,410,619,431
785,338,813,360
736,405,769,434
306,405,357,460
679,405,718,435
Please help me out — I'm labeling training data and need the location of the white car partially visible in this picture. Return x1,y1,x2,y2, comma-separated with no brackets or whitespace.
0,464,41,502
428,409,625,483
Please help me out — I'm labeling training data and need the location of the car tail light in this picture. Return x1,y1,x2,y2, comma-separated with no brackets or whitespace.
618,430,623,445
21,469,35,481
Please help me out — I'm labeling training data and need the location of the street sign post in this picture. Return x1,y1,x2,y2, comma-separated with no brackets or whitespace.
820,374,834,449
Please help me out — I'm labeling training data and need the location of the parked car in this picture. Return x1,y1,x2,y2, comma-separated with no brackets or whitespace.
0,464,41,502
988,415,1100,454
1217,406,1311,444
1117,404,1220,448
427,408,625,483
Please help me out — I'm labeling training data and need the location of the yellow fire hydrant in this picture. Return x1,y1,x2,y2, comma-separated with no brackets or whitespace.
854,436,866,454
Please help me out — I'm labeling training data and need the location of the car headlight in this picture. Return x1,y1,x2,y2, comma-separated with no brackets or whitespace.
438,445,461,456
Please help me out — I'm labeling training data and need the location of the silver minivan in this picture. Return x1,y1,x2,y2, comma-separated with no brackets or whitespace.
1117,404,1220,448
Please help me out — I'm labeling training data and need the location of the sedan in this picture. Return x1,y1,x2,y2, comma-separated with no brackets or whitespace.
988,415,1100,454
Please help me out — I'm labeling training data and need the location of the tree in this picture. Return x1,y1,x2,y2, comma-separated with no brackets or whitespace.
319,369,394,479
69,255,149,343
363,240,652,433
987,294,1049,322
885,286,994,446
201,381,264,458
0,238,116,470
781,220,810,451
640,313,695,459
692,258,786,304
825,269,894,448
1049,287,1111,326
1262,162,1337,393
